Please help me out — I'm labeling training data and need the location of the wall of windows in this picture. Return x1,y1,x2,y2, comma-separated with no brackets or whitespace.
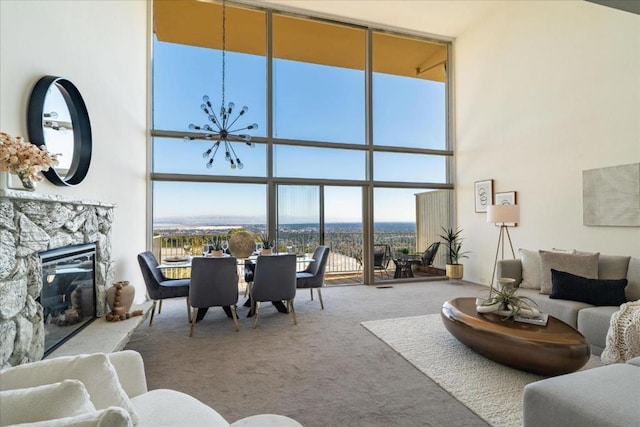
150,0,453,285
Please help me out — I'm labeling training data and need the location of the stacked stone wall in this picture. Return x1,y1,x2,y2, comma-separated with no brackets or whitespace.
0,190,114,367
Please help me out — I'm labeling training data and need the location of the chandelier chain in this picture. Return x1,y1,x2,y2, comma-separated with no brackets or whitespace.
221,0,226,109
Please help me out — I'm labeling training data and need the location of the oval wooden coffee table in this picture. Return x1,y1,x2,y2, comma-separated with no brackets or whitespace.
441,297,590,376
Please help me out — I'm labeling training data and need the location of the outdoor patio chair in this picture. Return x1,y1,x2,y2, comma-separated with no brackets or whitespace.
296,245,330,309
421,242,440,267
189,256,239,336
373,244,391,278
137,251,191,326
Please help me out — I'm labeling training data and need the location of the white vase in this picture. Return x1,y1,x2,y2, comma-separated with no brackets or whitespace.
2,171,36,192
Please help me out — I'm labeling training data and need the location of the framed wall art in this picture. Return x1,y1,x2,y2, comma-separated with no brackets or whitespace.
495,191,516,206
474,179,493,213
583,163,640,226
494,191,517,226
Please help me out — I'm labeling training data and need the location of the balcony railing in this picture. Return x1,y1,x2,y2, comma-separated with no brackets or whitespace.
152,231,419,283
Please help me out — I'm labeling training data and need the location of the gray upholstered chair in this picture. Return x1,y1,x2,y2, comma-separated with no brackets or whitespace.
296,245,330,309
137,251,191,326
189,256,239,336
250,254,297,329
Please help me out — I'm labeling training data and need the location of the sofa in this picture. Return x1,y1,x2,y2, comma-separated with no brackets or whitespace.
0,350,302,427
522,356,640,427
497,250,640,355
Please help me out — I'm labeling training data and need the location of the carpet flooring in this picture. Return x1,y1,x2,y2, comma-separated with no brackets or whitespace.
125,281,494,426
361,314,602,427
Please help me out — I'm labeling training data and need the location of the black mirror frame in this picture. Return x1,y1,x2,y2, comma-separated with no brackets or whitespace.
27,76,92,186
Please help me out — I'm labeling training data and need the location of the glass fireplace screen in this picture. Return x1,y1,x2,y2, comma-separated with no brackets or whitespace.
39,242,97,356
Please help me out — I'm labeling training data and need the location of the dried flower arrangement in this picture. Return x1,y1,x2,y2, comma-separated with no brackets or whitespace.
0,131,58,187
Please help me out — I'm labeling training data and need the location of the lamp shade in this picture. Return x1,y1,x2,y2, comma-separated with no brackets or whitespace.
487,204,520,224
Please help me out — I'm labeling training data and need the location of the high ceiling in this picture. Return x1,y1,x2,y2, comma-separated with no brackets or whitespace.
248,0,639,38
249,0,509,38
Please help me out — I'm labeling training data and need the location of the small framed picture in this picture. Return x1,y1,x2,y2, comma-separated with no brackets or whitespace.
495,191,517,226
495,191,516,206
474,179,493,213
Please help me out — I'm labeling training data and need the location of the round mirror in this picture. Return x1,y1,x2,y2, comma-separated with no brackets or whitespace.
27,76,92,186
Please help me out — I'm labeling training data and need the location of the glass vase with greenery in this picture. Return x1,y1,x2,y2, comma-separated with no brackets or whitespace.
259,234,273,250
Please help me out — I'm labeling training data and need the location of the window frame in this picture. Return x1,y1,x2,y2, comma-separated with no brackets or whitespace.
149,2,455,286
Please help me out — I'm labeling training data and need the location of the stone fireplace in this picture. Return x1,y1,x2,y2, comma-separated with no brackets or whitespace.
0,188,114,368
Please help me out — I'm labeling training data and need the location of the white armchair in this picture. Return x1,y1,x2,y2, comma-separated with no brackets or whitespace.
0,351,302,427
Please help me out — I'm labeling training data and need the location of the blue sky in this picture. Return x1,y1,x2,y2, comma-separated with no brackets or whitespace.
152,38,446,223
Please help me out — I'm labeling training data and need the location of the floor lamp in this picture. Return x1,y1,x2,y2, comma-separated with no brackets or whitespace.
487,204,520,297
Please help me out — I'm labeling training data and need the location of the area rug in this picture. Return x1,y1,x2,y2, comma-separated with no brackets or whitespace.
361,314,602,427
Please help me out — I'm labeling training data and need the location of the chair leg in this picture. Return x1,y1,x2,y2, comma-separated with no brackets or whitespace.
288,299,297,325
158,300,163,314
252,301,261,329
310,288,313,300
317,288,324,310
189,308,198,337
186,297,192,323
148,300,157,326
231,305,239,332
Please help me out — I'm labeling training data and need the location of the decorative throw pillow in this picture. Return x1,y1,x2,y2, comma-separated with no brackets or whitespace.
0,380,95,426
598,255,631,280
0,353,139,425
519,249,542,289
539,250,599,295
626,258,640,302
550,269,628,306
552,248,577,254
8,406,133,427
519,248,578,290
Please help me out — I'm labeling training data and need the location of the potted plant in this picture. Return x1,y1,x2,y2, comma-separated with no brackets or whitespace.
439,226,470,279
259,234,274,255
476,278,539,320
208,236,224,257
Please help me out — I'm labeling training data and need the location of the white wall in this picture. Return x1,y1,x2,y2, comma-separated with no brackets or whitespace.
455,1,640,286
0,0,149,300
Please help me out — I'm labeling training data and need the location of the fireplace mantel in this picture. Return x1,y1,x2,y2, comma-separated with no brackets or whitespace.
0,189,115,367
0,188,115,207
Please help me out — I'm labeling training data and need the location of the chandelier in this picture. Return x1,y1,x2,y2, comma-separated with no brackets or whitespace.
184,0,257,170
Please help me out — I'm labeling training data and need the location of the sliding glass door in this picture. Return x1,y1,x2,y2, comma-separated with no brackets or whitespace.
276,185,363,285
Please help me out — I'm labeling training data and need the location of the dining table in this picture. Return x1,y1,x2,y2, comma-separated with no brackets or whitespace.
156,254,314,271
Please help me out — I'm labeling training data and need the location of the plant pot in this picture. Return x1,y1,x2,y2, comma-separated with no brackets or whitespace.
106,281,135,314
446,264,464,280
2,171,37,192
261,248,273,256
210,250,224,257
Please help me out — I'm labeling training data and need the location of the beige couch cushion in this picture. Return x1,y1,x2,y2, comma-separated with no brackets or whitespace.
598,255,631,280
519,249,542,289
626,258,640,301
0,353,139,425
0,380,95,426
8,407,133,427
130,389,229,427
539,251,599,295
